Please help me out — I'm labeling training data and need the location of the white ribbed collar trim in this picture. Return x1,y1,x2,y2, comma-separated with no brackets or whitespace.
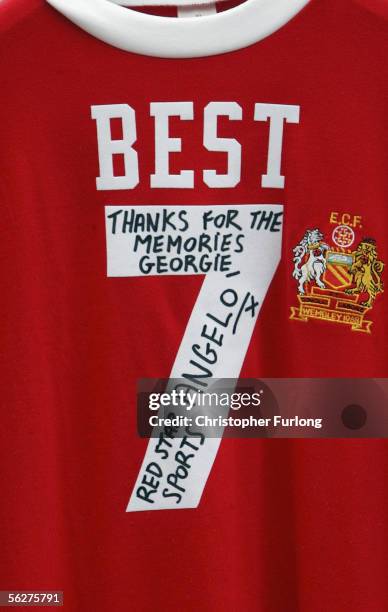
46,0,311,58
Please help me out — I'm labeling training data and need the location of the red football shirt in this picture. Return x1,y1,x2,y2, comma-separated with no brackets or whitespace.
0,0,387,610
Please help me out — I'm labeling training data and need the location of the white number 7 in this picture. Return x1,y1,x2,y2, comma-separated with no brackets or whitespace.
105,204,283,511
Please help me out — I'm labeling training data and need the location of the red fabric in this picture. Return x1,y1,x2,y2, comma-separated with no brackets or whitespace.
354,0,388,18
0,0,387,610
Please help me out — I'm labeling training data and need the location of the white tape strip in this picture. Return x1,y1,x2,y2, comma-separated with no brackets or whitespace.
104,204,283,511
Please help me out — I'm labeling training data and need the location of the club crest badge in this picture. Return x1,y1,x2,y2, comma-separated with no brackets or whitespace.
290,213,384,333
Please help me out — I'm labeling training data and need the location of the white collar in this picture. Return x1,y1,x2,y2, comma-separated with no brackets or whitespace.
46,0,311,59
